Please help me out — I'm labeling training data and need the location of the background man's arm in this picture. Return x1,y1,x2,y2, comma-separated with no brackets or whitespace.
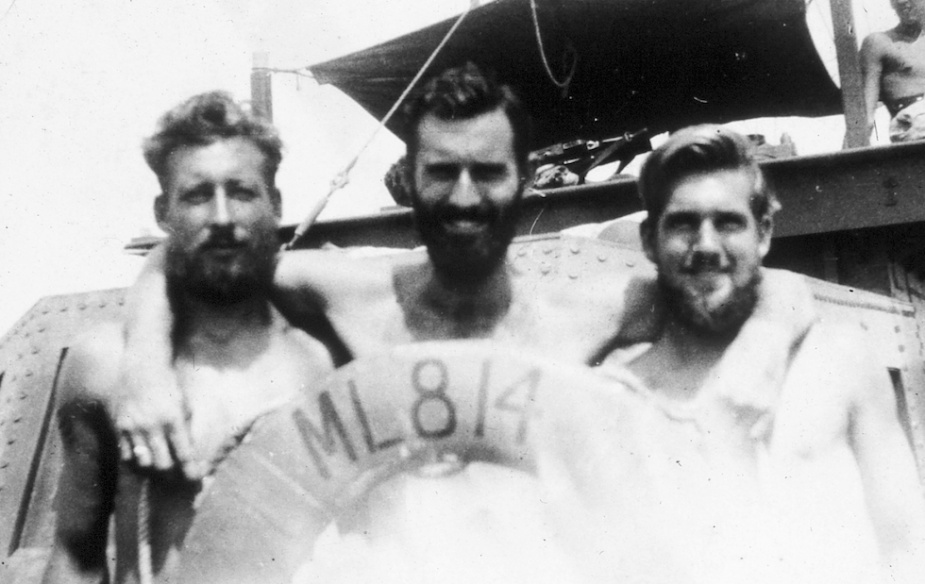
272,247,394,319
848,336,925,583
270,249,341,321
860,34,886,136
273,248,395,356
116,244,197,477
43,334,120,584
117,245,366,475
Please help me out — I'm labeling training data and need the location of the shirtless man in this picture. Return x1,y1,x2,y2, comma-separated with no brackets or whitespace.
596,125,925,583
118,63,815,480
860,0,925,142
41,92,333,583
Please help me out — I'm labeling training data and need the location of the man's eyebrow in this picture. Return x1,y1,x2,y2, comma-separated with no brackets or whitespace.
422,161,460,173
664,210,699,220
178,181,210,193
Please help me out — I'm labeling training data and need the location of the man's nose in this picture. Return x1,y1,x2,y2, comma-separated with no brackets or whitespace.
448,170,481,207
210,189,232,225
693,221,722,252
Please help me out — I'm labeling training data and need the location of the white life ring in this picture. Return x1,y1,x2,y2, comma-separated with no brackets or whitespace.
176,340,638,584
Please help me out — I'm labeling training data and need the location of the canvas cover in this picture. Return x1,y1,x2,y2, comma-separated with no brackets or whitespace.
308,0,841,149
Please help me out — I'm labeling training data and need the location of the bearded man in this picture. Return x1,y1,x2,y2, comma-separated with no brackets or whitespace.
41,92,333,584
598,125,925,583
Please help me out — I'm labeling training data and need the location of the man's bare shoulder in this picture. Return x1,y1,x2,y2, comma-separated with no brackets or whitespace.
800,321,870,362
58,320,125,405
863,29,898,53
276,316,336,371
790,321,885,406
755,268,815,327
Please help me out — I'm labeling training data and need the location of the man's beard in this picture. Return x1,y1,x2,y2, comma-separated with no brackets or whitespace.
166,224,278,306
658,267,761,339
414,195,521,288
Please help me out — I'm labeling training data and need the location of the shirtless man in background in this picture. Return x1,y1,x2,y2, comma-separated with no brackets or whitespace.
117,63,816,478
860,0,925,141
593,125,925,583
42,92,333,583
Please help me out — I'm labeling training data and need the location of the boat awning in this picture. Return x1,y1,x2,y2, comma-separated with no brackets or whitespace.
308,0,842,149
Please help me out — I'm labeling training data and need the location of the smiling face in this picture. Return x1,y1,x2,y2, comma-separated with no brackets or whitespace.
156,137,281,304
642,169,772,336
410,108,524,285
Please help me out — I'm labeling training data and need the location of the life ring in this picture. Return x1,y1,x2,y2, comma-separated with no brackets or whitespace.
176,340,639,584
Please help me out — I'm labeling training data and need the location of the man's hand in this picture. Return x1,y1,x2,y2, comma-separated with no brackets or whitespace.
114,242,206,480
112,364,204,480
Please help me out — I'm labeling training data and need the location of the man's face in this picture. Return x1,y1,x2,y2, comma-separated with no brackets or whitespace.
410,108,524,285
642,169,771,336
156,137,281,304
892,0,925,25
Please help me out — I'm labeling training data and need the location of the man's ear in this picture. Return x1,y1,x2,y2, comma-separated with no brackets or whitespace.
640,216,657,264
757,215,774,260
154,194,169,232
270,187,282,219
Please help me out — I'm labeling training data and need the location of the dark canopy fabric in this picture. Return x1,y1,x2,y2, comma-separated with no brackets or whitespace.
309,0,842,149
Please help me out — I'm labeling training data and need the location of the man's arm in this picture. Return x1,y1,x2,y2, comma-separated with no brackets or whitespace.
115,244,198,477
272,247,393,321
43,329,121,584
847,334,925,583
860,33,886,136
117,244,375,474
271,249,344,321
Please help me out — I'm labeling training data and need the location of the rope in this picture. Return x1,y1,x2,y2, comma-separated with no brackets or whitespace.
138,475,153,584
284,3,474,250
529,0,577,91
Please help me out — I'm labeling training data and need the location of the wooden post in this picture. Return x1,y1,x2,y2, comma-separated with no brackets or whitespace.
831,0,870,148
251,52,273,121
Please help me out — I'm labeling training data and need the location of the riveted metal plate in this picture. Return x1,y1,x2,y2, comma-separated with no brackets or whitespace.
508,233,653,289
0,288,125,563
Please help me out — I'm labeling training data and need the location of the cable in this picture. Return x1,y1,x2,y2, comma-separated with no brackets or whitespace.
284,3,474,249
529,0,577,91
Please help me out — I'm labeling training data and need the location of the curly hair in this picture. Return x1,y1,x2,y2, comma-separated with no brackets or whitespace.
402,62,532,175
143,91,282,189
639,125,780,223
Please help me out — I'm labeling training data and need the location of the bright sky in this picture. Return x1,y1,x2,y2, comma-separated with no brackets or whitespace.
0,0,900,335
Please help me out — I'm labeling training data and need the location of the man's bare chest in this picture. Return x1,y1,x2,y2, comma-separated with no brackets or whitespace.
764,384,852,464
174,354,308,461
883,39,925,77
